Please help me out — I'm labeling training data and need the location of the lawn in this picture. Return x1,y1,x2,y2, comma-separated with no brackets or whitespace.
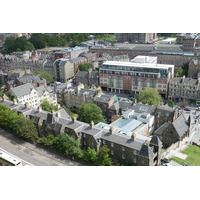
171,145,200,166
96,34,116,41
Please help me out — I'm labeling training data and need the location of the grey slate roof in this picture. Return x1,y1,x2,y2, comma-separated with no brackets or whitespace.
10,83,36,97
172,114,189,137
76,71,88,78
94,94,114,103
138,144,154,159
157,105,174,112
154,122,169,136
101,131,143,151
150,135,162,147
70,57,87,63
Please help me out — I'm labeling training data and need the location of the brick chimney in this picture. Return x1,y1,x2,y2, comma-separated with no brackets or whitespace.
90,120,94,128
56,111,61,118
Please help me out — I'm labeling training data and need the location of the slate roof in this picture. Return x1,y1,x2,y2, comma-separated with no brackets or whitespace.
94,94,114,103
157,105,174,112
76,71,88,78
150,135,162,147
101,131,143,150
172,114,189,137
10,83,36,97
154,122,169,136
138,144,155,159
70,57,87,63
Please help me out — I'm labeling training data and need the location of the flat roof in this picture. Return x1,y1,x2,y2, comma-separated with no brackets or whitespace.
102,61,174,69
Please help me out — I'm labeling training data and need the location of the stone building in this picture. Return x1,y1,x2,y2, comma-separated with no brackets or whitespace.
5,73,47,91
116,33,157,43
188,58,200,78
154,114,189,148
0,98,162,166
154,105,180,130
168,76,200,104
9,83,57,108
75,70,99,87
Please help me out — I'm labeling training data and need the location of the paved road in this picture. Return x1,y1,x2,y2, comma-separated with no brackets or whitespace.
0,127,87,166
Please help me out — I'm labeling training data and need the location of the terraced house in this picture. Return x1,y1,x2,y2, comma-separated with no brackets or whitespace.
0,98,162,166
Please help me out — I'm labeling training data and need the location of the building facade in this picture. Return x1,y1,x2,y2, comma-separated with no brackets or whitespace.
168,76,200,104
9,83,57,108
0,98,162,166
116,33,157,44
99,61,174,98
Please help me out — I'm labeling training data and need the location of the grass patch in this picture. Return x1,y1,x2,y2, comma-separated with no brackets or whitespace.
171,145,200,166
96,34,116,41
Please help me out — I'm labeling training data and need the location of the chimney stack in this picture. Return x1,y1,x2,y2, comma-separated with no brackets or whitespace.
109,126,115,134
25,102,29,108
37,106,42,112
90,120,94,128
56,111,61,118
131,133,136,141
72,116,77,123
13,98,17,105
2,94,7,102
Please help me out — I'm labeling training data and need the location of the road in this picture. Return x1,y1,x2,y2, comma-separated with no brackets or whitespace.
0,127,87,166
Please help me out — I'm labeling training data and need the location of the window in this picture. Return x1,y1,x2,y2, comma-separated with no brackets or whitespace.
111,142,114,147
102,140,105,145
83,133,86,138
133,157,137,163
111,150,114,155
122,154,125,159
122,147,125,151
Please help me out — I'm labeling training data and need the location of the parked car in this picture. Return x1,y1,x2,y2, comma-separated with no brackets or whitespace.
196,107,200,111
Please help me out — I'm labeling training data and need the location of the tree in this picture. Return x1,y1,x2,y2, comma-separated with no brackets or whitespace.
54,134,83,158
41,100,58,112
24,41,35,51
3,37,16,53
79,63,93,72
97,145,113,166
29,33,48,49
84,147,97,163
165,100,174,108
34,69,53,84
135,88,162,106
78,103,104,124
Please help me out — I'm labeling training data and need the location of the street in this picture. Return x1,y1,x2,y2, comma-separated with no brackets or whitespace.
0,127,87,166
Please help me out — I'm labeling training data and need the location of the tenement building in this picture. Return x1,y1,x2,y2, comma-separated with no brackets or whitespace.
9,83,57,108
168,76,200,104
116,33,157,43
0,98,162,166
99,61,174,98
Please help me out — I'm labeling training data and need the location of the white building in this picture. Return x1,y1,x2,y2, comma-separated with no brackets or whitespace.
9,83,57,108
131,55,157,64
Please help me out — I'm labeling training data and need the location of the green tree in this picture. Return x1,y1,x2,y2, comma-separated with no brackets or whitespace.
0,104,38,142
175,66,184,77
54,134,83,158
165,100,174,108
135,88,162,106
78,103,104,124
79,63,93,72
34,69,53,84
3,37,16,53
41,100,58,112
97,145,113,166
84,147,98,163
24,41,35,51
29,33,48,49
14,36,27,51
